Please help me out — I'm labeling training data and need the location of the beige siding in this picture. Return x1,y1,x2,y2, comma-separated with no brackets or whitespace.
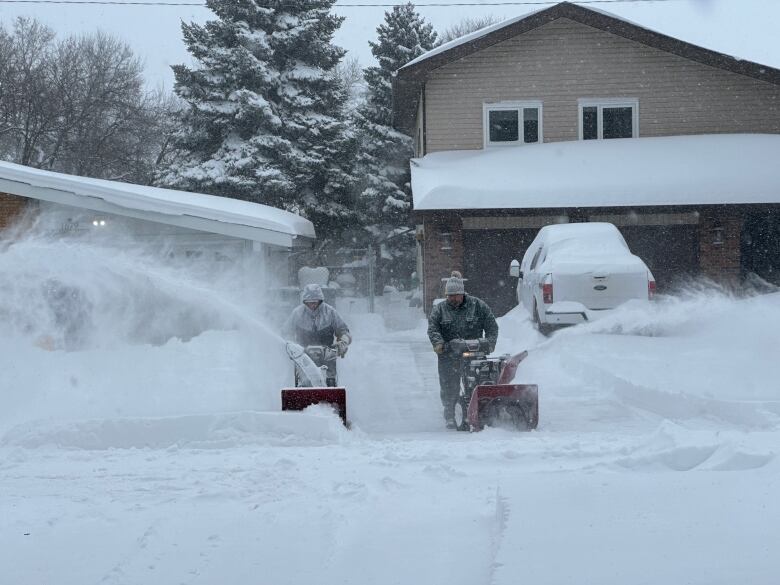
424,18,780,152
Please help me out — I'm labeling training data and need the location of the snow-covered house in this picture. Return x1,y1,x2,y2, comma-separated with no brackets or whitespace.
392,1,780,315
0,160,315,284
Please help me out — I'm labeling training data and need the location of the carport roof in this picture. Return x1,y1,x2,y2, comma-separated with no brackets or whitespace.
0,160,315,247
410,134,780,212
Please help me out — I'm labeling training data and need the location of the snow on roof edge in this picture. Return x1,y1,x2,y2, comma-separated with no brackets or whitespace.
402,8,545,70
0,160,315,243
411,134,780,211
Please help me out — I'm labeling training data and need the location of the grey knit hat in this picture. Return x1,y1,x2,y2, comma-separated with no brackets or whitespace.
301,283,325,302
444,275,465,295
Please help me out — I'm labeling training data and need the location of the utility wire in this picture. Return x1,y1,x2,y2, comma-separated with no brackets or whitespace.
0,0,688,7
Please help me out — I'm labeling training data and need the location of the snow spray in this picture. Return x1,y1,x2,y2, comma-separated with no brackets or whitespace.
0,208,292,427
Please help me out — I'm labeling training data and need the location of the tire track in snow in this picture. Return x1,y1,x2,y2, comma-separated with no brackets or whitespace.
488,486,510,585
341,336,440,433
99,521,161,585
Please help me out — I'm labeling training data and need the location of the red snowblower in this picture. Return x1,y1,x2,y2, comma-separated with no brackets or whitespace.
447,339,539,432
281,342,348,427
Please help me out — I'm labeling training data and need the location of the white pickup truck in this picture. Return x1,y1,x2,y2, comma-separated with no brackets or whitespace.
510,223,655,334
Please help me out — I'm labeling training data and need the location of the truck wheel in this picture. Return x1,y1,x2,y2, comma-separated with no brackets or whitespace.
533,302,553,337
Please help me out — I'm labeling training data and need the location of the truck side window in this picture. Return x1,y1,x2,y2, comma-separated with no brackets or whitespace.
530,247,543,271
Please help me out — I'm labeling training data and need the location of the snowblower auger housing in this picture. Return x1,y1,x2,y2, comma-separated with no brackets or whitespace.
281,342,349,427
466,383,538,432
281,387,347,426
448,342,539,432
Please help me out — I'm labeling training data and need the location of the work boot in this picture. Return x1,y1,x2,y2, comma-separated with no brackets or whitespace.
443,404,457,429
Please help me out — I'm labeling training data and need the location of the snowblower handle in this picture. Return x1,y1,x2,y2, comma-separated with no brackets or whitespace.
447,338,484,356
444,338,462,355
318,346,340,362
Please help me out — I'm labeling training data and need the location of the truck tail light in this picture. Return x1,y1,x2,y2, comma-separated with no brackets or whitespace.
648,277,656,300
542,281,553,304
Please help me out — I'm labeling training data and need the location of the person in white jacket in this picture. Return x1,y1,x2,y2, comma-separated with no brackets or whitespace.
282,284,351,386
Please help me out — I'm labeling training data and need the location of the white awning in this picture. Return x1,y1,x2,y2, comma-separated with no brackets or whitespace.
411,134,780,211
0,160,315,248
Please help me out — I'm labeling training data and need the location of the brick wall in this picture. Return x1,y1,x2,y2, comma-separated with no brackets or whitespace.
422,215,464,311
698,212,742,284
0,192,33,231
419,207,750,307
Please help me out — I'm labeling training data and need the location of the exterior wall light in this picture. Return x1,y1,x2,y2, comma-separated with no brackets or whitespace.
711,223,724,246
439,231,453,251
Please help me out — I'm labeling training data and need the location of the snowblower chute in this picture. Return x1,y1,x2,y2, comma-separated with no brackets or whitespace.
448,341,539,432
281,342,348,426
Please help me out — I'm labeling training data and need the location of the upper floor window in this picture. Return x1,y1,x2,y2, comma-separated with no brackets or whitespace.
578,98,638,140
483,101,542,147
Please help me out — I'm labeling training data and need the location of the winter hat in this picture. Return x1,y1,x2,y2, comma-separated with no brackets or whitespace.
302,283,325,303
444,271,465,295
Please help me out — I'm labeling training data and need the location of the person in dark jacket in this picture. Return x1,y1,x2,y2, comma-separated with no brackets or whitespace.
427,272,499,428
282,284,351,386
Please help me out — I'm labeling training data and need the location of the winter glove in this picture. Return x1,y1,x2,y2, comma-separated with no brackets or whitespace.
479,339,496,354
336,339,349,358
433,343,444,354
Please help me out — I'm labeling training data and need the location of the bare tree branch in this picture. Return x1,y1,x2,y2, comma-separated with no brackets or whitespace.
438,15,505,45
0,18,178,186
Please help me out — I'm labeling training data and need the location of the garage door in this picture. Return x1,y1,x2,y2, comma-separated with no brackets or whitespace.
463,219,700,314
742,209,780,285
619,225,699,291
463,228,537,317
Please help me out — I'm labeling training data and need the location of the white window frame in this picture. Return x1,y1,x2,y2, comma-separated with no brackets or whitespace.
578,98,639,140
483,101,543,147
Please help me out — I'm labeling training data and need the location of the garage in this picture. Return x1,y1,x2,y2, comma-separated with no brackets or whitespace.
460,212,702,316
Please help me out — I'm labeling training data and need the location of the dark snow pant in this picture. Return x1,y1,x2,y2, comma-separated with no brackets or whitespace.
437,355,462,420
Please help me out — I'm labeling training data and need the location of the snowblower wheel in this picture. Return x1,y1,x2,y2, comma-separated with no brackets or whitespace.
453,396,471,432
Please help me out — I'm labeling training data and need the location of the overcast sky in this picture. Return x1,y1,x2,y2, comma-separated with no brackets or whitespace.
0,0,777,91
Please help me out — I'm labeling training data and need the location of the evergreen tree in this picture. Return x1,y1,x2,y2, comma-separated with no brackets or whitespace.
158,0,357,233
355,3,437,284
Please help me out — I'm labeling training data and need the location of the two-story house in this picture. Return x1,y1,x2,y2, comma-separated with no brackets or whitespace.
393,2,780,315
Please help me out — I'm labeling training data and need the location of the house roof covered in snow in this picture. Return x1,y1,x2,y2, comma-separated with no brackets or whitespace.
410,134,780,211
0,161,315,248
392,2,780,133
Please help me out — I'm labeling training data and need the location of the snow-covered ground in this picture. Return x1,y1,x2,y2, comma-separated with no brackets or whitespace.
1,234,780,584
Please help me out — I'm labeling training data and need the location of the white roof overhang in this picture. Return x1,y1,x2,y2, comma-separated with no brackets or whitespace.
0,161,315,248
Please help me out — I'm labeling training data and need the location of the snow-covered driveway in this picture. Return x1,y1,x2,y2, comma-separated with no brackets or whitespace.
2,290,780,584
